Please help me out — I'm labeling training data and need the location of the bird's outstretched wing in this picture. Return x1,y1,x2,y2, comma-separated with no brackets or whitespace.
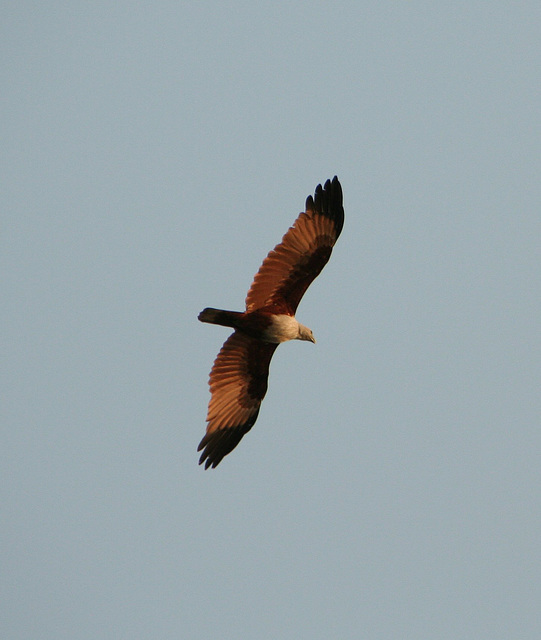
245,176,344,314
198,331,278,469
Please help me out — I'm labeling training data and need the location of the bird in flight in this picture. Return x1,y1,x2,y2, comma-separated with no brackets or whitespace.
197,177,344,468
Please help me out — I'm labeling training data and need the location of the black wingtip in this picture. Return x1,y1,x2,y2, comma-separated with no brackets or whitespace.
197,428,245,469
306,176,344,239
197,411,260,469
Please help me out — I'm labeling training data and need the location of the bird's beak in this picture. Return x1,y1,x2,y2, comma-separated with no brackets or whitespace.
310,335,316,344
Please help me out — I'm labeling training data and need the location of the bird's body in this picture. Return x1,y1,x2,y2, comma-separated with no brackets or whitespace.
197,177,344,468
199,308,314,344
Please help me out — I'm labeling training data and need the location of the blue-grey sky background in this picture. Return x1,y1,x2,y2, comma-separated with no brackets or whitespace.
2,3,540,638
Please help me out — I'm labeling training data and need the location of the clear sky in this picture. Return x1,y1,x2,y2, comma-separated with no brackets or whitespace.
2,2,540,638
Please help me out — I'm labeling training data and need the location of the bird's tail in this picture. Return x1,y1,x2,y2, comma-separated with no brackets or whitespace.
198,307,242,329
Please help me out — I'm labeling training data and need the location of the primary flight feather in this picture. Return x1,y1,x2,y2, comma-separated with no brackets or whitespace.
198,176,344,468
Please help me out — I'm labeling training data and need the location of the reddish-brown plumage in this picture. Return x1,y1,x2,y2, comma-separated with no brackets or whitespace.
197,176,344,468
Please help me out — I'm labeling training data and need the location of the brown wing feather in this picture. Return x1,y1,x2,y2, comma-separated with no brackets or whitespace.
198,331,278,469
245,176,344,314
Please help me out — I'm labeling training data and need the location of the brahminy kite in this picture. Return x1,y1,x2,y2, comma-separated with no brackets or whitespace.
197,176,344,468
